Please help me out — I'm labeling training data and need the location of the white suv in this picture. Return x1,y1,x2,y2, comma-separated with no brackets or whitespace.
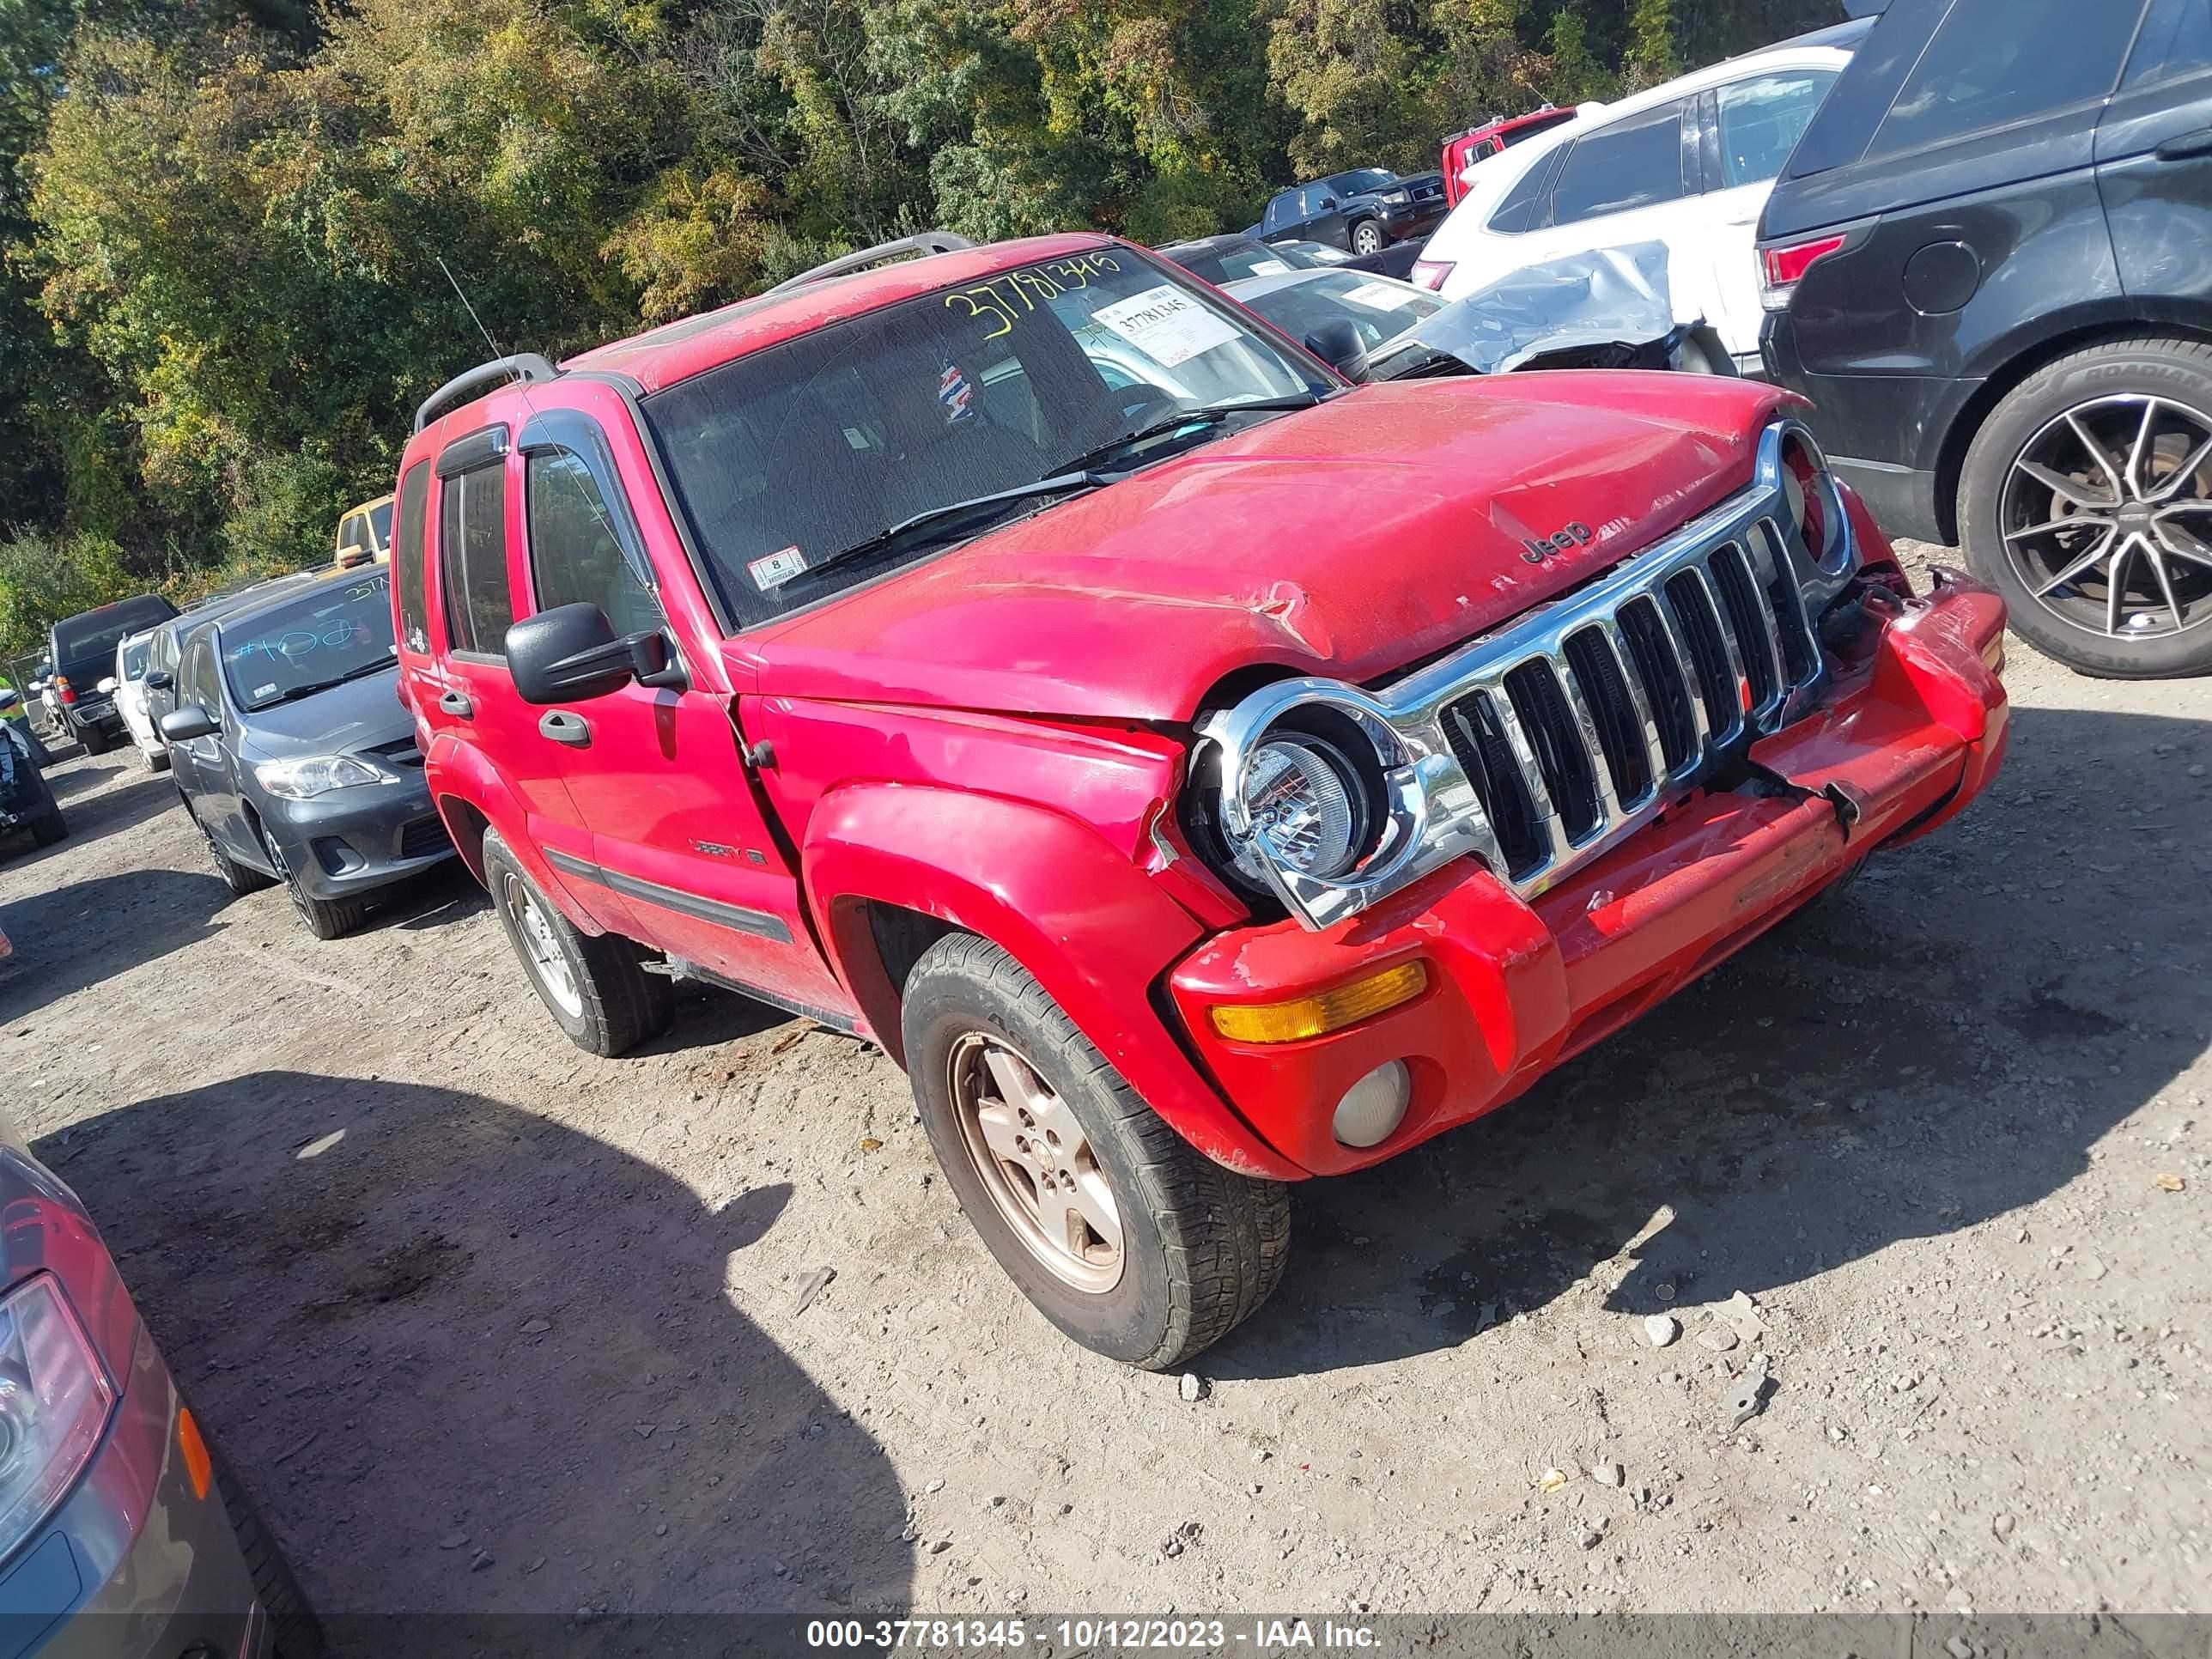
1413,17,1869,371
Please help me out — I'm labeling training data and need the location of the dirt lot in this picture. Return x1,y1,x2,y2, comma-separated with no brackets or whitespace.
1,550,2208,1622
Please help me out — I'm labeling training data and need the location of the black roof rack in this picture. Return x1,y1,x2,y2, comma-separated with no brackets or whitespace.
763,231,975,298
413,351,561,434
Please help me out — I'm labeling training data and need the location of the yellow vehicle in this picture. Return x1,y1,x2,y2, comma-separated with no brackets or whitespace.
332,494,394,568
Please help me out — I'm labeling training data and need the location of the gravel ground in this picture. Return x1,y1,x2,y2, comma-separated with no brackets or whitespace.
0,545,2206,1621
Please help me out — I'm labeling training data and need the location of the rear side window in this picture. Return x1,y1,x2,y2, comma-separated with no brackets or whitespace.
438,464,514,657
393,461,433,653
1550,101,1693,226
2126,0,2212,88
1869,0,2142,157
1715,71,1838,188
368,500,394,552
1487,147,1565,234
526,451,666,639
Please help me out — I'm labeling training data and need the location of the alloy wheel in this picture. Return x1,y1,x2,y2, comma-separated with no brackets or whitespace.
260,828,315,927
945,1031,1124,1292
2001,393,2212,641
503,872,583,1018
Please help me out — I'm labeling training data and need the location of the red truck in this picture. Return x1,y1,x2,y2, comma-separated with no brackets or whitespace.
1440,106,1580,207
392,230,2008,1368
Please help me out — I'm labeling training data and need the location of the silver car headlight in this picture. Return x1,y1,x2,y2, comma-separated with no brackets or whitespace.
0,1274,117,1553
254,753,390,799
1228,737,1369,885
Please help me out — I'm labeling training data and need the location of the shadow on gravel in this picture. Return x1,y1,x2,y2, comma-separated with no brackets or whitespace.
1208,703,2212,1378
36,769,179,855
0,869,235,1025
37,1071,915,1617
46,763,119,799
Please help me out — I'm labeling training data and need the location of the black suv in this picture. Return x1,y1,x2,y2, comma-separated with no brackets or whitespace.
1760,0,2212,678
1255,168,1448,257
45,593,176,751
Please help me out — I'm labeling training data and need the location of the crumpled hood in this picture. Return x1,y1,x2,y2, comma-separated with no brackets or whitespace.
239,666,413,759
735,375,1792,723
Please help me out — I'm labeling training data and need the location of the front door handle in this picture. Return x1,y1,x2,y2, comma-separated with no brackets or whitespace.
438,690,473,718
2156,127,2212,161
539,709,591,748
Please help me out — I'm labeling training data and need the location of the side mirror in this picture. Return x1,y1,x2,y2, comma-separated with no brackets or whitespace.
336,545,372,569
95,677,118,695
505,604,682,705
1304,319,1370,381
1316,197,1337,210
144,670,172,691
159,706,217,743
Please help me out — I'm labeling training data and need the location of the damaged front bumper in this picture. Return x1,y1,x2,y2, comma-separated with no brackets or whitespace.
1167,568,2008,1177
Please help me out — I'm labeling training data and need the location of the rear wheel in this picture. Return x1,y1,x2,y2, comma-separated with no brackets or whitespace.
483,829,672,1056
77,724,112,756
900,932,1290,1369
1350,220,1385,257
143,744,170,773
259,826,363,940
28,788,64,848
1960,336,2212,678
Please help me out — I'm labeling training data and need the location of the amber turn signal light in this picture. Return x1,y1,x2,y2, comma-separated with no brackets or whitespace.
1210,961,1429,1044
177,1405,212,1501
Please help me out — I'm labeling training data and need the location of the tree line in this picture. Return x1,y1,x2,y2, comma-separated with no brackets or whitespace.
0,0,1838,652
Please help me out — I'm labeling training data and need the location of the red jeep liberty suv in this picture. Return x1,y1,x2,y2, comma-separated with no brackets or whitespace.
392,231,2010,1369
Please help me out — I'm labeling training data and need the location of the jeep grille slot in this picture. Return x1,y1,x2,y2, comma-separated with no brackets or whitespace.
1709,541,1784,720
1662,568,1747,747
1441,690,1546,878
1501,660,1602,844
1562,627,1654,810
1616,599,1699,773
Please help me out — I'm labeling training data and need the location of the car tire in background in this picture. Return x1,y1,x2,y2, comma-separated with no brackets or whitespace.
190,800,276,896
482,828,674,1057
259,827,364,940
899,931,1290,1370
29,800,64,848
1349,220,1385,257
144,746,171,774
1960,337,2212,679
77,725,111,756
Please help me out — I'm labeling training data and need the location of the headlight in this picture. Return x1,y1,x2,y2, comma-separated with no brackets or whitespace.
1227,736,1370,885
254,753,389,799
0,1275,117,1553
1381,189,1410,205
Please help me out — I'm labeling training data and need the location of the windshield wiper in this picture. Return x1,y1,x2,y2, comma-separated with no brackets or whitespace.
804,470,1114,578
1054,392,1328,475
259,655,396,707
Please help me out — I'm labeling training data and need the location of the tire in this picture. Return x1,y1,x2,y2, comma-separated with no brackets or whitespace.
1349,220,1385,258
77,724,112,755
1960,336,2212,678
28,801,64,848
900,932,1290,1370
144,745,171,773
194,1422,324,1659
483,829,673,1056
260,826,364,940
191,800,276,896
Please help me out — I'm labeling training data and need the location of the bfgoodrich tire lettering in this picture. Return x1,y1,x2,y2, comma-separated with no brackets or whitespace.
483,829,673,1057
1960,336,2212,678
900,932,1290,1369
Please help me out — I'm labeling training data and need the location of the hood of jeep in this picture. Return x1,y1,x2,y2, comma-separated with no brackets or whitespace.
733,375,1792,723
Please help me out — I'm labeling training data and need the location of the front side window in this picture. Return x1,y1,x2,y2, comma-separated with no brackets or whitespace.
438,463,513,657
1715,70,1838,188
1265,191,1297,230
643,252,1329,629
220,574,395,711
1870,0,2141,156
1550,101,1692,226
526,450,667,639
394,461,433,653
181,636,219,711
1238,275,1443,353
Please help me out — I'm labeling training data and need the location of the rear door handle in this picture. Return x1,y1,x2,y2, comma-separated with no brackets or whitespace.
2156,127,2212,161
538,710,591,748
438,690,473,718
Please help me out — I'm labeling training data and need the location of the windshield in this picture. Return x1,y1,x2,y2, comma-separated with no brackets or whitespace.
220,572,395,710
118,635,150,678
1238,273,1444,355
1333,169,1396,195
643,251,1332,628
54,596,175,665
1167,240,1318,285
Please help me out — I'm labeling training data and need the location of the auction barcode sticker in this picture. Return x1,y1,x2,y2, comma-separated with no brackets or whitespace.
1092,284,1241,368
1344,282,1420,310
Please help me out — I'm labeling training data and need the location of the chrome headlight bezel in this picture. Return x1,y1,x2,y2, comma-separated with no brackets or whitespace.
1187,418,1861,932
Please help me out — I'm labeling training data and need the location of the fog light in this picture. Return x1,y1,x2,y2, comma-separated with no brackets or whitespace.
1332,1060,1410,1149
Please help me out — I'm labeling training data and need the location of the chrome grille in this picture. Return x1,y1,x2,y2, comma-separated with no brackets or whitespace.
1199,419,1861,931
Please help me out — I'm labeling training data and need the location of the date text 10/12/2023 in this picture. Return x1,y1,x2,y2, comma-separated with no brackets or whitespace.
805,1620,1382,1652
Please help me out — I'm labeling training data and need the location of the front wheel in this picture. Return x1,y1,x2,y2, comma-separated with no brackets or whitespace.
192,804,275,897
260,826,363,940
901,933,1290,1370
1349,220,1385,258
1960,336,2212,678
483,830,673,1056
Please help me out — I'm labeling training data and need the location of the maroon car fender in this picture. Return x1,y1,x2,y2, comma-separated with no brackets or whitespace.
424,740,610,936
804,782,1307,1182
